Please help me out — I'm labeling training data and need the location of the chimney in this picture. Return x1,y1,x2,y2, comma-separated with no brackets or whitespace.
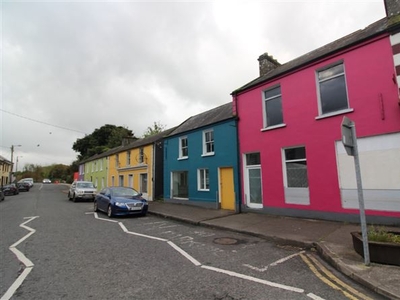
385,0,400,17
122,137,138,146
258,53,281,77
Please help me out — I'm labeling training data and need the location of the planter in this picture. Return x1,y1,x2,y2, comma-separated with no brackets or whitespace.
351,232,400,266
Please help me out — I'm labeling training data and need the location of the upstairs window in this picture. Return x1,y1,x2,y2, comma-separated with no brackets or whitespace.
179,136,188,159
127,151,131,165
317,63,349,115
263,85,283,128
139,148,144,163
203,130,214,155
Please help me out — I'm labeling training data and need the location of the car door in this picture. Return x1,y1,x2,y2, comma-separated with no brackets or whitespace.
97,188,109,211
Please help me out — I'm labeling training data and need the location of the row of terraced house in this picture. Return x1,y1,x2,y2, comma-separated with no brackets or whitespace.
79,0,400,225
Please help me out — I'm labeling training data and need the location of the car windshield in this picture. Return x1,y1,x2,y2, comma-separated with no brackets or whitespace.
77,182,94,188
111,187,140,197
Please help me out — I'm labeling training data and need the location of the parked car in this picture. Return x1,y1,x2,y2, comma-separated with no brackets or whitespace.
0,190,4,201
17,181,30,192
42,178,51,184
20,178,34,187
2,184,20,196
94,186,148,218
68,181,97,202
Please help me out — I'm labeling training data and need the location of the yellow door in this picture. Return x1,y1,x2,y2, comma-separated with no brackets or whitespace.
220,167,235,210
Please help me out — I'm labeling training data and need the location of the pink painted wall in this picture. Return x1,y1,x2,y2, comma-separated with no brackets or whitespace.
235,36,400,217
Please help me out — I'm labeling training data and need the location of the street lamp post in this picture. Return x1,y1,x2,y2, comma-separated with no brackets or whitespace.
9,144,22,183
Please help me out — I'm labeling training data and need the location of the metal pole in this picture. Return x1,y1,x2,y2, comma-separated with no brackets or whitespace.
9,145,14,183
351,124,370,266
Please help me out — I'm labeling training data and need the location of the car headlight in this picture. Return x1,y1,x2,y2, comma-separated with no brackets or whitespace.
76,190,84,194
115,202,127,207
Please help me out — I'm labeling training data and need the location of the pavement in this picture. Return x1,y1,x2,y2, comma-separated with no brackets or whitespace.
148,201,400,300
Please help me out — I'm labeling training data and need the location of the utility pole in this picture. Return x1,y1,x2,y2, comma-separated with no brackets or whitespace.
9,145,22,183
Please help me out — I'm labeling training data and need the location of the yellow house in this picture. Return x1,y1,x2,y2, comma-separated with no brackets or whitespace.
108,129,175,201
0,155,12,186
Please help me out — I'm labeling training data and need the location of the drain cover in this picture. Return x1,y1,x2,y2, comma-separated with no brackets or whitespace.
213,237,239,245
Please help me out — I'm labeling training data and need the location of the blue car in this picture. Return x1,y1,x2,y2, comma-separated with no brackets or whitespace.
94,186,148,218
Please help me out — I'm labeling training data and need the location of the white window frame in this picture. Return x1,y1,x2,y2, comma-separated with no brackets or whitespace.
197,168,210,191
316,62,353,118
202,129,214,156
262,85,285,130
179,136,188,159
282,146,310,205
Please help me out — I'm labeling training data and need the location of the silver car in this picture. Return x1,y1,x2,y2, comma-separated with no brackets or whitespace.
68,181,97,202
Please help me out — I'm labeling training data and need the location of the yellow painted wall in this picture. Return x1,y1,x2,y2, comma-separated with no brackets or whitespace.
108,144,154,200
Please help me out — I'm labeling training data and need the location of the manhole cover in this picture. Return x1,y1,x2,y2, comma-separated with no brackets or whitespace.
213,237,239,245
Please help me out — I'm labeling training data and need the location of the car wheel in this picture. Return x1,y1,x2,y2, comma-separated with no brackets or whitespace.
94,201,98,212
107,205,113,218
68,192,71,201
72,194,77,202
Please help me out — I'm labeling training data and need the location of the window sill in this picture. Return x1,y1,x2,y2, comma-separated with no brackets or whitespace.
177,157,188,161
201,153,215,157
315,108,354,120
261,123,286,132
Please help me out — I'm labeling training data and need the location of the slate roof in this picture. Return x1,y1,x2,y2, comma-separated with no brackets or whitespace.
79,127,178,164
119,127,177,152
168,102,234,136
232,16,398,94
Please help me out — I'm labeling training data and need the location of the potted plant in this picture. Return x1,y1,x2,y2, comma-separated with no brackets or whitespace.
351,226,400,266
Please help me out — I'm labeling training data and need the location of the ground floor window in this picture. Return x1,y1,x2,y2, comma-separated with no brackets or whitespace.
283,146,310,205
172,171,188,198
284,147,308,187
118,175,124,187
198,168,209,191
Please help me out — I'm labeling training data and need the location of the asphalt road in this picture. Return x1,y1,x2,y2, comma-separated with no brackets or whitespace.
0,184,385,300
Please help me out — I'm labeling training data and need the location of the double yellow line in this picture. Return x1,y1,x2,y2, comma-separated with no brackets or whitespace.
300,253,373,300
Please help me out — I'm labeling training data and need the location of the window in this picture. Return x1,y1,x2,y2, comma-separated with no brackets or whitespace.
95,162,98,172
172,171,189,198
317,63,349,115
203,130,214,155
139,148,144,163
284,147,308,188
179,136,188,158
198,169,209,191
115,154,119,167
127,151,131,165
263,85,283,127
100,160,103,171
140,173,148,193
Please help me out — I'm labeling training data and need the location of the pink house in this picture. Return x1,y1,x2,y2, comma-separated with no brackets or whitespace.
232,0,400,225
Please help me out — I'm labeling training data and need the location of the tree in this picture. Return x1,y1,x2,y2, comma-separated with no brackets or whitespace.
72,124,135,161
143,121,166,138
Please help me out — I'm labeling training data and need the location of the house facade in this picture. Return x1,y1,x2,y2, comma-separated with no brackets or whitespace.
0,155,12,186
107,129,174,200
163,103,240,211
232,3,400,224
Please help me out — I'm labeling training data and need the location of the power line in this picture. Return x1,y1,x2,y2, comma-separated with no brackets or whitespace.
1,109,88,135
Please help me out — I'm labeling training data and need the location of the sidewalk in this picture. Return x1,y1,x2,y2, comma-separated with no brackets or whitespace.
148,201,400,300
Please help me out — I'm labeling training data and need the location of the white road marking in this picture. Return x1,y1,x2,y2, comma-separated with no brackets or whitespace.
118,222,168,241
201,265,304,293
243,250,305,272
307,293,326,300
167,241,202,266
89,213,326,297
1,216,39,300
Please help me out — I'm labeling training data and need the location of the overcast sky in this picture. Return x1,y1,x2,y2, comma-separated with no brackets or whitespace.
1,0,386,169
